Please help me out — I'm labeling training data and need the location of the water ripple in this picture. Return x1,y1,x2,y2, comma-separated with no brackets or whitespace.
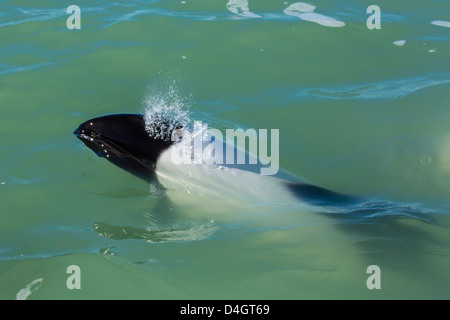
297,74,450,100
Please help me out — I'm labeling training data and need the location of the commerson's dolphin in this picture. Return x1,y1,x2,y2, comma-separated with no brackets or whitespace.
73,114,439,283
73,114,359,211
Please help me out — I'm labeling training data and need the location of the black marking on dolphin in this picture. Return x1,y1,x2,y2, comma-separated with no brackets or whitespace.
73,114,181,183
286,182,358,206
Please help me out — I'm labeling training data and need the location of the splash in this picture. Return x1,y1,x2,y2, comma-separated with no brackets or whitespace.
142,80,192,141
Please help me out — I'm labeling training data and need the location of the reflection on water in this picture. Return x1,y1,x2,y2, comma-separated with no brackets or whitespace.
93,220,219,242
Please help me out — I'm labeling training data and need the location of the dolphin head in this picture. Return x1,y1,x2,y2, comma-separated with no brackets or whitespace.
73,113,183,182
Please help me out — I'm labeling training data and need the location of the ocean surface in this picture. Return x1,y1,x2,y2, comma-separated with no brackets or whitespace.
0,0,449,300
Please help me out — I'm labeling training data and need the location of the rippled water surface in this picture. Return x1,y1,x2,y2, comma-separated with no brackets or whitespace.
0,0,449,299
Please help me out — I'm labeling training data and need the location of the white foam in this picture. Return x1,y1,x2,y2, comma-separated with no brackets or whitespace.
299,12,345,27
226,0,261,18
429,48,436,53
16,278,44,300
284,2,316,14
393,40,406,46
431,20,450,28
283,2,345,27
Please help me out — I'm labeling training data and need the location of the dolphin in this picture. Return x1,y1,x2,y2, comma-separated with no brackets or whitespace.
72,114,441,290
73,111,434,252
73,113,360,214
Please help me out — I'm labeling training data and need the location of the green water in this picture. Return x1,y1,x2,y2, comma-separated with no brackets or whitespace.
1,0,449,300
